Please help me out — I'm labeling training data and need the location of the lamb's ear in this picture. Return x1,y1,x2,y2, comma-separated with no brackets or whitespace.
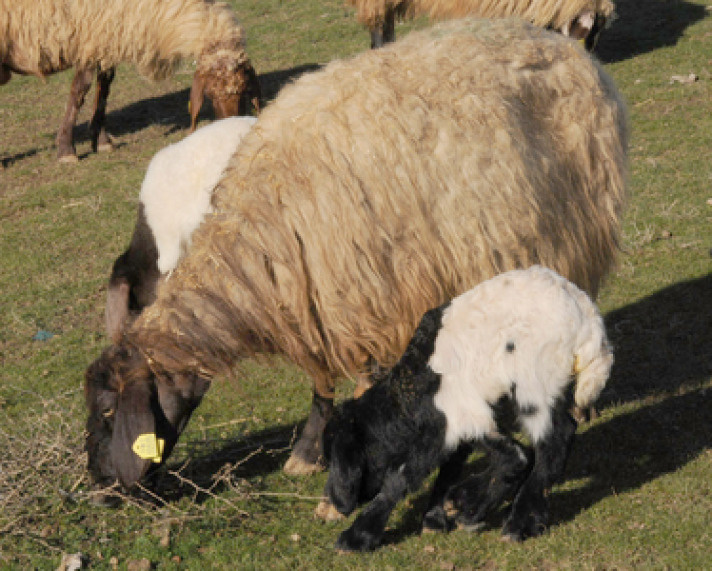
188,72,206,132
324,421,364,516
105,278,130,344
110,381,157,488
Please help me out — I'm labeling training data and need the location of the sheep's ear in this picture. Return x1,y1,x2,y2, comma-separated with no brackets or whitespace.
188,72,206,132
105,278,130,344
324,420,364,516
110,381,157,488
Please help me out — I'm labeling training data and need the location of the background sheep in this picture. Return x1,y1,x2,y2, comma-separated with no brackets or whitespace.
319,266,613,551
0,0,261,162
83,18,628,490
345,0,615,48
105,116,257,344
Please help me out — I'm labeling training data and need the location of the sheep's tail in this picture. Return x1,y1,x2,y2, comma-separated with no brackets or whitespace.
572,313,613,410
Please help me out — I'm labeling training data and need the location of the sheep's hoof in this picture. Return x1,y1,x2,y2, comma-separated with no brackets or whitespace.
97,142,115,153
284,454,323,475
315,499,344,522
58,153,79,164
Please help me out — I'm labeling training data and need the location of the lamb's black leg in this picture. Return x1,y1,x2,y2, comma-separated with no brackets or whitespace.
285,391,333,474
336,468,408,552
421,442,474,532
502,400,577,541
448,435,531,531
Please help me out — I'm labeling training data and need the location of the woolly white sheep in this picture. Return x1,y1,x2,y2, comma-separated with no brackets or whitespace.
346,0,614,48
319,265,613,551
0,0,260,162
105,116,258,344
83,18,628,491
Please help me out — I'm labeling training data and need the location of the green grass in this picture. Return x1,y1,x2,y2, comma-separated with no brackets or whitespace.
1,0,712,568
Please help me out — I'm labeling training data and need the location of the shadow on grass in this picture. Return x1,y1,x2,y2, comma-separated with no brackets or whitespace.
595,0,708,63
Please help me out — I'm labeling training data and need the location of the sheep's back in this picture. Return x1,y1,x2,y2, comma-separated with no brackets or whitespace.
141,18,628,380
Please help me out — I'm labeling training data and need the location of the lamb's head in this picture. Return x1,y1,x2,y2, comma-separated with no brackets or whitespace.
190,47,261,131
84,343,210,489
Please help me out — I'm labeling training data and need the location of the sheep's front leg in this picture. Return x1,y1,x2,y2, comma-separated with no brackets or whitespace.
56,67,94,162
370,8,396,48
90,67,115,153
284,391,333,475
421,442,473,532
502,400,576,541
336,467,408,552
447,435,531,531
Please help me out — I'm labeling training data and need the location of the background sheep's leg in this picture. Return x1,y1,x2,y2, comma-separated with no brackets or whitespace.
447,435,531,532
421,442,474,532
56,67,94,162
502,401,576,541
335,468,408,552
284,390,333,474
90,67,116,153
370,8,395,48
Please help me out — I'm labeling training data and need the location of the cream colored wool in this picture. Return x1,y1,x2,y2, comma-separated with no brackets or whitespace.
345,0,614,30
0,0,246,80
130,18,628,399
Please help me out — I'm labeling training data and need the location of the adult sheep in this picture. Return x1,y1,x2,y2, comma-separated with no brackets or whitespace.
105,116,258,345
84,18,628,490
346,0,614,48
0,0,261,162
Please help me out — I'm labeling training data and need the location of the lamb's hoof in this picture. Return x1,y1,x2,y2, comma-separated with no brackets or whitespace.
284,454,323,475
443,499,459,518
58,153,79,164
97,142,114,153
315,499,344,522
456,520,486,533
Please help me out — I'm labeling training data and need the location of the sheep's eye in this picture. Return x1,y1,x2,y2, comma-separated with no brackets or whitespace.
102,408,115,418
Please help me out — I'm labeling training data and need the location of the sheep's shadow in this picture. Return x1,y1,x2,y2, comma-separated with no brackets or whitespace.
595,0,708,63
71,63,322,146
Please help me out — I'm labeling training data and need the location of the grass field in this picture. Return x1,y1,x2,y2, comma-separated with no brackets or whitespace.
1,0,711,568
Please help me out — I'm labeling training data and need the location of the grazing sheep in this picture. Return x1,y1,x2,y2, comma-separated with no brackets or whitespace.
0,0,260,162
318,266,613,551
345,0,614,48
105,116,258,344
83,18,628,490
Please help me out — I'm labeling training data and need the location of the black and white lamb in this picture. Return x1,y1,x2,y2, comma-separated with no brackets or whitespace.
319,265,613,551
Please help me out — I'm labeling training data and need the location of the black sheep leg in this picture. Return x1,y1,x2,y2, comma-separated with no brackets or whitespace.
285,391,333,474
336,468,409,552
421,442,474,532
502,400,577,541
448,435,531,531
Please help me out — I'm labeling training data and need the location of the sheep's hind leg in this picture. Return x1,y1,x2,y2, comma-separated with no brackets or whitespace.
56,68,94,162
284,391,333,475
447,435,531,532
91,67,116,153
336,468,408,552
502,400,576,541
421,442,474,532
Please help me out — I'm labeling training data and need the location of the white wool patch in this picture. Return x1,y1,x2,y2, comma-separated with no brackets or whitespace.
431,266,610,448
140,116,257,274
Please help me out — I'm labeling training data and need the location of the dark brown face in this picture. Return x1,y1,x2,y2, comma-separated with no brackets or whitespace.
84,344,210,489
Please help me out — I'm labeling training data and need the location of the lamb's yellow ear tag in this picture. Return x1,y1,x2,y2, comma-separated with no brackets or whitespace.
132,433,165,463
572,355,581,375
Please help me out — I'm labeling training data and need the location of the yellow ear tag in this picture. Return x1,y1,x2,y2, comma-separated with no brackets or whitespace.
572,355,581,375
132,433,165,463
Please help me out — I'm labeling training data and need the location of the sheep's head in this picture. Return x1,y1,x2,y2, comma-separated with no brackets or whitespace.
84,343,210,490
560,1,614,52
190,48,261,131
0,64,12,85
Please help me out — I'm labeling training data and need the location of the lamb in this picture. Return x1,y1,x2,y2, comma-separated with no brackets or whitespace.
318,266,613,551
105,116,257,344
83,18,628,491
0,0,261,162
345,0,615,48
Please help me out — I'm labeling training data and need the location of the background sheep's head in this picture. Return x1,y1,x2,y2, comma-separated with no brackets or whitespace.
84,343,210,489
190,48,261,131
